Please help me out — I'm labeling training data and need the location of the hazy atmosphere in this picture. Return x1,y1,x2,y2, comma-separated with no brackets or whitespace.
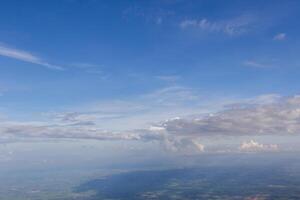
1,0,300,199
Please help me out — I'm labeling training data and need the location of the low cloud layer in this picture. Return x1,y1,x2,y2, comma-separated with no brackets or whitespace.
1,95,300,153
155,95,300,137
239,140,279,152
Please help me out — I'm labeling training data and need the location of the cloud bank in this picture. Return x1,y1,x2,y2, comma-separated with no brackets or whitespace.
1,94,300,153
155,95,300,137
239,140,279,152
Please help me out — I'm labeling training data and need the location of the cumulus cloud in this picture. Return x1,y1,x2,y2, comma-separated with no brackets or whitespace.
0,114,204,155
179,15,255,36
2,94,300,153
239,140,279,152
163,136,205,154
134,125,205,155
273,33,286,40
0,44,63,70
153,95,300,137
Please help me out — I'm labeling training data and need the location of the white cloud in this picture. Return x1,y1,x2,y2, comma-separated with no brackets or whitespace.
239,140,279,152
2,92,300,154
179,15,255,36
243,60,270,68
75,86,210,130
162,135,205,155
0,86,212,154
180,20,198,28
273,33,286,40
0,121,144,141
71,62,99,69
5,92,300,140
156,17,162,25
0,44,63,70
153,95,300,137
0,86,205,138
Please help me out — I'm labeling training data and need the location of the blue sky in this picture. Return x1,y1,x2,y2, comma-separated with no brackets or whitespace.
0,0,300,154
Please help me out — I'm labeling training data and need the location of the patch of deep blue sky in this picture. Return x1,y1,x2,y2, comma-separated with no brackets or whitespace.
0,0,299,115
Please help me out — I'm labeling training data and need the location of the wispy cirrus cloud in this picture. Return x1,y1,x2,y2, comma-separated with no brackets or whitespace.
70,62,99,69
155,75,181,83
243,60,271,68
0,44,64,70
179,15,256,36
273,33,286,40
122,5,173,25
68,86,208,130
0,86,209,153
